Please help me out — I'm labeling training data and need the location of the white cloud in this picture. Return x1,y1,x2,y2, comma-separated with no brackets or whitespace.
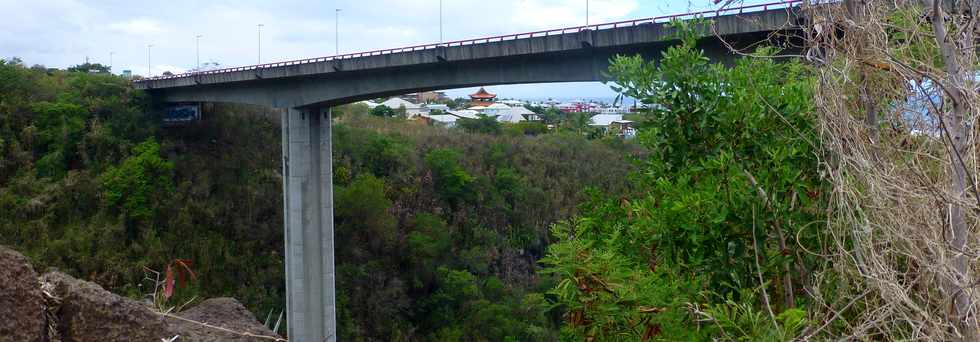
108,18,165,36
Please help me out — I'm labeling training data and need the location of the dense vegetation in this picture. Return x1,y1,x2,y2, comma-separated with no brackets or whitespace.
541,24,825,340
0,58,641,340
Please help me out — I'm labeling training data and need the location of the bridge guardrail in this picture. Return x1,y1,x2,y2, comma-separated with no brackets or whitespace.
135,0,807,83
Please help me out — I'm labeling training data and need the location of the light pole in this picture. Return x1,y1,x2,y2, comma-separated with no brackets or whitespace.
147,44,153,77
439,0,443,43
258,24,264,64
335,9,341,55
109,51,115,72
196,35,203,70
586,0,590,26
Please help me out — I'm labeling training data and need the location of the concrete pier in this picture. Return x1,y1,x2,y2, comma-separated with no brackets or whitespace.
282,107,336,341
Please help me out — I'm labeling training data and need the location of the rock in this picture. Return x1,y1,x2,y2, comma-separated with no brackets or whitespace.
40,271,172,342
39,271,281,342
0,246,45,342
167,298,282,341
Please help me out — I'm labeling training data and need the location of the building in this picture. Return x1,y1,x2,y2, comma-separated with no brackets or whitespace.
589,114,624,127
425,103,451,113
448,109,480,119
483,103,512,116
360,100,381,109
612,120,637,139
496,112,526,123
508,106,536,120
468,87,497,107
380,97,425,116
428,114,459,127
401,91,448,104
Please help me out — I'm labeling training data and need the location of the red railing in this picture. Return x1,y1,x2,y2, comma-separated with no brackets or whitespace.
136,0,805,83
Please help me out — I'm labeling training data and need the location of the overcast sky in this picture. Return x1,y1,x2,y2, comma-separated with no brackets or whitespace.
0,0,771,99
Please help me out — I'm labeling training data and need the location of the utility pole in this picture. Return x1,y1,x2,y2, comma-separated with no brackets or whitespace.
586,0,590,26
258,24,264,64
109,51,115,72
147,44,153,77
335,9,341,55
196,35,203,70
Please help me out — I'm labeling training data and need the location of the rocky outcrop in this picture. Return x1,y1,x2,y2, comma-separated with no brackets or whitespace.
40,271,283,342
169,298,281,341
0,246,45,342
40,271,173,342
1,245,282,342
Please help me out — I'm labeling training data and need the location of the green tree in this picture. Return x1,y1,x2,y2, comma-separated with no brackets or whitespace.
424,148,474,206
67,62,111,73
32,102,88,178
370,104,395,117
100,139,174,224
456,115,501,135
542,21,823,340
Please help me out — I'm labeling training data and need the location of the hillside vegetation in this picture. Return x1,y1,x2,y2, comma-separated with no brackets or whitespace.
0,58,640,340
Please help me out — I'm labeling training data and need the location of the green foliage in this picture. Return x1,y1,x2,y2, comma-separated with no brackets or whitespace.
543,21,824,340
456,115,502,135
504,121,548,136
67,62,112,73
100,139,174,223
424,148,475,205
335,173,397,249
370,104,395,117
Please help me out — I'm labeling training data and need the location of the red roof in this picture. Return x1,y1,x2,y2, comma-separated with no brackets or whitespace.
469,87,497,99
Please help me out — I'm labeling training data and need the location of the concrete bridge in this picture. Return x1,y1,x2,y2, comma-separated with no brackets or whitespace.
136,1,806,341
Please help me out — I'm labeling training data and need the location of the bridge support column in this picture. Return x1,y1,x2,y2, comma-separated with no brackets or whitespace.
282,107,336,342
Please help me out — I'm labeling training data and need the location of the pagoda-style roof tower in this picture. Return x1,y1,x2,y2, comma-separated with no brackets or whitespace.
468,87,497,107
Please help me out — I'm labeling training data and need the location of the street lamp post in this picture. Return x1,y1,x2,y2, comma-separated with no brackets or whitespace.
109,51,115,72
439,0,443,43
335,9,341,55
196,35,203,70
258,24,264,64
147,44,153,77
586,0,590,26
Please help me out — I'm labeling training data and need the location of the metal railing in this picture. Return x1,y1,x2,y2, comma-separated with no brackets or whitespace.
136,0,805,83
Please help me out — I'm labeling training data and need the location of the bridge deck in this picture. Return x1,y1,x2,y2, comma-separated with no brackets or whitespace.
134,0,804,91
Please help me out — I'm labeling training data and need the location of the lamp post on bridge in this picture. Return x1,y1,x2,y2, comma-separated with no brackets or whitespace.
147,44,153,77
258,24,264,64
335,9,341,55
109,51,114,72
439,0,443,43
586,0,590,26
196,35,203,71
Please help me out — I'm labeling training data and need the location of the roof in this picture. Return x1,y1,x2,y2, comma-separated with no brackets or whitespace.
448,110,480,119
509,106,535,115
380,97,421,109
487,103,511,109
360,100,380,108
497,113,527,123
468,106,487,110
590,114,624,126
428,115,459,124
469,87,497,99
426,104,450,111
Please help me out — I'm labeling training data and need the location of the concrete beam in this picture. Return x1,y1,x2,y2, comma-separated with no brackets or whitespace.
282,107,336,342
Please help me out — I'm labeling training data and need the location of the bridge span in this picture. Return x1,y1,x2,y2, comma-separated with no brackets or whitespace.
137,2,807,341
